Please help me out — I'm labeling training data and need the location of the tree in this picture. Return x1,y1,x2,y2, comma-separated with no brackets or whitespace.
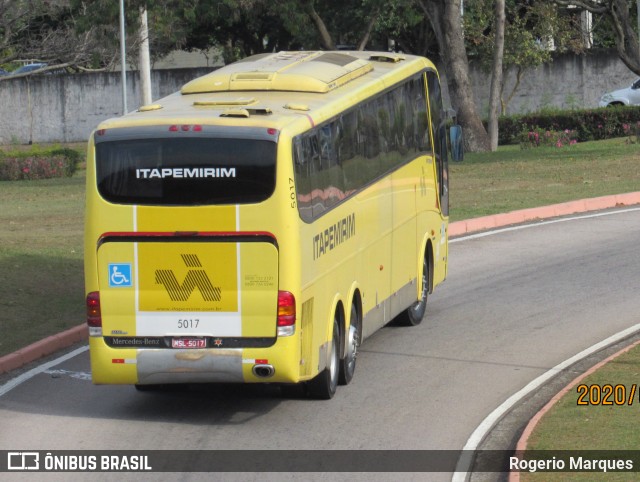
302,0,335,49
290,0,388,51
417,0,491,152
488,0,505,151
464,1,587,114
554,0,640,76
72,0,196,67
375,0,438,57
0,0,121,76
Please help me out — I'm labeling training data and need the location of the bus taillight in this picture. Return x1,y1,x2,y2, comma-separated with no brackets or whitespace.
86,292,102,336
277,291,296,337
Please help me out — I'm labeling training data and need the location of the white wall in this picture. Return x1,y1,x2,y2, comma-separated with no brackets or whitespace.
0,50,637,145
0,68,211,145
468,49,638,116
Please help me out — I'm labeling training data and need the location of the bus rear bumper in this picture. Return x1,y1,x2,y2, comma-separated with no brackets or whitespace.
88,337,301,385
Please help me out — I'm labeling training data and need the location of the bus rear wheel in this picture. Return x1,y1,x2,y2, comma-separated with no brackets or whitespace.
339,303,359,385
307,316,339,399
400,255,429,326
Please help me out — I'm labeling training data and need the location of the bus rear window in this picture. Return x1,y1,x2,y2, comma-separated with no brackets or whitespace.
95,137,276,205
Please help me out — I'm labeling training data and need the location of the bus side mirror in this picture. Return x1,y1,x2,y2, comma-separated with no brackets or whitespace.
450,125,464,162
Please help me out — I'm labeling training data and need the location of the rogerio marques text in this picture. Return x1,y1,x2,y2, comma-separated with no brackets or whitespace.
510,455,634,473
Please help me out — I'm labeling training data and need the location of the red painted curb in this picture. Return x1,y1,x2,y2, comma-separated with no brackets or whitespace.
0,324,86,374
449,191,640,237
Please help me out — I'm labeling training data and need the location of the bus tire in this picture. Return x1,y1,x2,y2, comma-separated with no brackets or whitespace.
400,255,429,326
339,302,359,385
307,317,340,399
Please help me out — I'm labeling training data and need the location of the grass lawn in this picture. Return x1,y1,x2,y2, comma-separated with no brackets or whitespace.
451,137,640,221
0,174,85,355
521,344,640,481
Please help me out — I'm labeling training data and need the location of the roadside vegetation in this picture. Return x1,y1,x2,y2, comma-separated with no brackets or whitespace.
451,136,640,221
521,344,640,481
0,145,81,181
0,143,85,356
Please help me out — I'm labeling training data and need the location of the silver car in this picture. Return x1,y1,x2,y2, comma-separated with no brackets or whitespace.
599,78,640,107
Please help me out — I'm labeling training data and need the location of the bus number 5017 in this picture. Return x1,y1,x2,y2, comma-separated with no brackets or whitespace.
178,319,199,329
289,178,296,209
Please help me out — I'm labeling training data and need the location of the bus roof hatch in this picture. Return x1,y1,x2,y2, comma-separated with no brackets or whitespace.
181,51,374,95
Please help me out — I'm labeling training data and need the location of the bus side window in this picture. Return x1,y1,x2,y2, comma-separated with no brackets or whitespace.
294,70,441,222
438,122,449,216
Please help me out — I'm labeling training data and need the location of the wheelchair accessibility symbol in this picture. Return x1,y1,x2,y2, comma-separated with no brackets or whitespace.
109,263,132,287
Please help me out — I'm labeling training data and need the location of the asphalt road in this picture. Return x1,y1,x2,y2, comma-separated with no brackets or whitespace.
1,207,640,481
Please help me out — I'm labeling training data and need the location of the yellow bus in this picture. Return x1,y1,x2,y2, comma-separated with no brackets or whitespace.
84,51,451,399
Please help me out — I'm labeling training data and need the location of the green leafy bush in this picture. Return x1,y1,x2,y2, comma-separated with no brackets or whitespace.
519,127,578,149
623,121,640,144
498,106,640,145
0,147,80,181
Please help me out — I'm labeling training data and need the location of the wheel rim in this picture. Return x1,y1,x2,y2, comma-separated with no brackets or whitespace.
329,322,339,389
345,323,358,375
413,259,428,312
404,257,429,325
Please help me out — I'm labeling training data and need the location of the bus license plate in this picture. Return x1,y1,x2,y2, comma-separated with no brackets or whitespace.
172,338,206,349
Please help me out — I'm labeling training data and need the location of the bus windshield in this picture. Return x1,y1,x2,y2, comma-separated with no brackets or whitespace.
96,137,277,206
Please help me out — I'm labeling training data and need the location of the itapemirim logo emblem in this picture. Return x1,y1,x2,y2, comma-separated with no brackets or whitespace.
155,254,221,302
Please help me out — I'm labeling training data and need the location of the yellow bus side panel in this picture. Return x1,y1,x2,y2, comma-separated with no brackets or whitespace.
298,177,394,348
89,339,137,384
390,162,418,301
239,243,278,337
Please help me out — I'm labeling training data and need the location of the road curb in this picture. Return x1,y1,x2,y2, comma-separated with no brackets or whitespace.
2,191,640,376
0,324,86,374
448,192,640,237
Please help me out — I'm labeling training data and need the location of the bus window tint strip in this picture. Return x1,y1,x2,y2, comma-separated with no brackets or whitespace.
293,72,433,222
427,70,449,216
96,137,277,205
